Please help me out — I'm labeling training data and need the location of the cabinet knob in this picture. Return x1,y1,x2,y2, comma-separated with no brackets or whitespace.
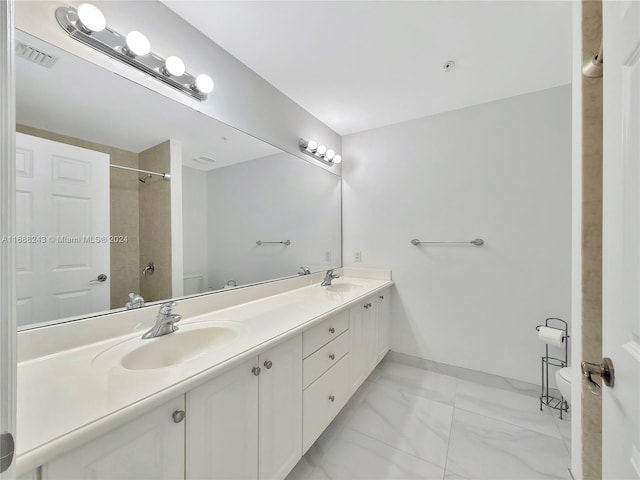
329,327,335,334
368,303,372,308
329,353,335,360
263,360,273,369
172,410,186,423
379,295,384,300
363,304,368,309
252,366,261,376
328,395,335,402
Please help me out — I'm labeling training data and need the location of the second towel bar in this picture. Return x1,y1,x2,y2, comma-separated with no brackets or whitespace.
256,240,291,246
410,238,484,246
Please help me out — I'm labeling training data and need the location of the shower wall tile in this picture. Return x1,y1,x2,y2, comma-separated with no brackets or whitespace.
16,125,141,309
139,141,172,302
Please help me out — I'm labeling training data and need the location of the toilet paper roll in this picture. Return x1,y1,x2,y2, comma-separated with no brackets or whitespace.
537,326,566,348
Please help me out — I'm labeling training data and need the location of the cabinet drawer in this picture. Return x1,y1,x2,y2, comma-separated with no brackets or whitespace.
302,354,350,452
303,311,349,358
303,331,348,389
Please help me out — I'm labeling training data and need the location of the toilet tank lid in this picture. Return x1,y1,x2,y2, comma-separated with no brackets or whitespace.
184,273,203,280
558,367,571,382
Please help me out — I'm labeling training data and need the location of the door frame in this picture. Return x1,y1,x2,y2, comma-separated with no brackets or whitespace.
0,0,17,478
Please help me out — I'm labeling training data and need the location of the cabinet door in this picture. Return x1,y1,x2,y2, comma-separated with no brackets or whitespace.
365,297,381,373
45,396,185,480
186,358,259,480
349,300,369,394
377,291,391,360
258,335,302,480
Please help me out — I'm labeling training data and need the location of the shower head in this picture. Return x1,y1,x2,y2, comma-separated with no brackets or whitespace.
138,173,152,183
582,42,603,78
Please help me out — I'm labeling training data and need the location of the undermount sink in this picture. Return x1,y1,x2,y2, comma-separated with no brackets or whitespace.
93,322,244,371
323,282,364,293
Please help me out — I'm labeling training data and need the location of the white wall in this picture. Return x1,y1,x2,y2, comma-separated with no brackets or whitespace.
182,166,208,290
206,153,341,290
343,85,572,385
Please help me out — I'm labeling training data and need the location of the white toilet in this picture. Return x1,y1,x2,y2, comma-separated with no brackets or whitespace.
555,367,572,404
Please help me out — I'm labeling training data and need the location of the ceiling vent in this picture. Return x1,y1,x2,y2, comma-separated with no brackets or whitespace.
16,42,58,68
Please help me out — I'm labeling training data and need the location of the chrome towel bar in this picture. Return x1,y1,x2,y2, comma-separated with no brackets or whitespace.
410,238,484,247
256,240,291,246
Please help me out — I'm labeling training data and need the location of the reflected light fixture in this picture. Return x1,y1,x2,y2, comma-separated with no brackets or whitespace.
76,3,106,33
299,139,342,167
56,3,214,101
124,31,150,57
162,55,186,77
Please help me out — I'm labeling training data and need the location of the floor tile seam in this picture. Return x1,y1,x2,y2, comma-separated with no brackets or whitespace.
441,403,458,480
339,423,448,473
451,405,566,442
365,376,458,409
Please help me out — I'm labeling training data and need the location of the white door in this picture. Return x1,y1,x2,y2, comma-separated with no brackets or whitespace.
258,335,302,480
15,132,110,327
602,1,640,478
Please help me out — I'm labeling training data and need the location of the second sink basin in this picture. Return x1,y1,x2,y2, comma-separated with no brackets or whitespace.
93,321,244,371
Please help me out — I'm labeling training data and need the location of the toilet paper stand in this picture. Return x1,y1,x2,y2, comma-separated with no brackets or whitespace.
536,317,569,419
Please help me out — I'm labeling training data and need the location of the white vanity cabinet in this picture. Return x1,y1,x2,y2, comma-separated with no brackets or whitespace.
186,334,302,480
349,290,390,395
43,396,186,480
301,311,351,452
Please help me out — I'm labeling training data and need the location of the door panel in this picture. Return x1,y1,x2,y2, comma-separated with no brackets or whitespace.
15,132,110,326
602,1,640,478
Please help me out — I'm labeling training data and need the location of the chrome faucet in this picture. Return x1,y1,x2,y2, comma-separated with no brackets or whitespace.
321,269,340,286
125,292,145,310
142,301,182,339
298,266,311,276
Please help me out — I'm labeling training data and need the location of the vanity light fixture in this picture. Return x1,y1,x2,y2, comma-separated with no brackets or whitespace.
56,3,214,101
299,139,342,167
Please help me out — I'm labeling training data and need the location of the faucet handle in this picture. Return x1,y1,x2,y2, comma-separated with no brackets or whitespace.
159,301,177,314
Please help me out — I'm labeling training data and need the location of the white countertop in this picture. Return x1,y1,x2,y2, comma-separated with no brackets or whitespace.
16,271,392,475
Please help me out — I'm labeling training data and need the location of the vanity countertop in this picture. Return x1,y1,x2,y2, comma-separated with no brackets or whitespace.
16,270,392,475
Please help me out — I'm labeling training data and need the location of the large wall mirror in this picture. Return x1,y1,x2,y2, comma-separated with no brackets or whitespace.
15,30,342,330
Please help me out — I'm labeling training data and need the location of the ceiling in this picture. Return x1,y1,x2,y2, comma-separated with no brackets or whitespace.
163,1,573,136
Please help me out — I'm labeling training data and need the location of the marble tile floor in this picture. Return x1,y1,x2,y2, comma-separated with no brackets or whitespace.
287,355,571,480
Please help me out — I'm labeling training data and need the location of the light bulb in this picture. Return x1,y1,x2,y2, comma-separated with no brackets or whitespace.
306,140,318,152
325,149,335,161
317,145,327,156
333,155,342,164
163,56,186,76
125,31,151,57
194,74,214,94
77,3,106,33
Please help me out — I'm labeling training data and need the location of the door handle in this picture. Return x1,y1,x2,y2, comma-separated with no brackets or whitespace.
581,357,615,395
89,274,107,284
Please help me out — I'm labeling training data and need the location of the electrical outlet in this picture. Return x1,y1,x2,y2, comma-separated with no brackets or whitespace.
355,251,362,263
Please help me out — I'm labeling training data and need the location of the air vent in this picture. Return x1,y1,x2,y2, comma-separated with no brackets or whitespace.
16,42,58,68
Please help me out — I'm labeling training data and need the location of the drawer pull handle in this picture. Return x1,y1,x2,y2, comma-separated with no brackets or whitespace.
329,327,335,334
328,395,335,402
252,366,261,376
329,353,335,360
172,410,186,423
364,304,368,309
264,360,273,369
